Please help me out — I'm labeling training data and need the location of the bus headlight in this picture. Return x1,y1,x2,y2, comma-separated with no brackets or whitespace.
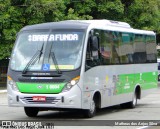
7,76,19,92
62,76,80,92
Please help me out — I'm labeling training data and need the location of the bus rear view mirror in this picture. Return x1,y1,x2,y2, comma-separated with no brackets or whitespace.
91,36,99,51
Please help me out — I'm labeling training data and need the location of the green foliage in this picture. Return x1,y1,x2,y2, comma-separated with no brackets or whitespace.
0,0,160,59
0,43,13,60
97,0,124,20
123,0,160,30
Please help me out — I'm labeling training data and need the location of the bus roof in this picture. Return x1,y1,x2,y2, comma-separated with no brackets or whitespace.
21,20,155,35
21,21,90,31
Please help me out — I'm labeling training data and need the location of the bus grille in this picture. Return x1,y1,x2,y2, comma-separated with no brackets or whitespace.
18,78,65,83
20,97,61,104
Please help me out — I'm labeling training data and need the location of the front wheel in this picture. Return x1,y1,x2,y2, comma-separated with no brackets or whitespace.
24,107,39,117
84,99,96,118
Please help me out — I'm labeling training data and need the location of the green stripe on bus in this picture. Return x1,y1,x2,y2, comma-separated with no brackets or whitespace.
116,71,157,95
16,82,66,93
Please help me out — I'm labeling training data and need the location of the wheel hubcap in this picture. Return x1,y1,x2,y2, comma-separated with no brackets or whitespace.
133,93,137,106
90,100,95,113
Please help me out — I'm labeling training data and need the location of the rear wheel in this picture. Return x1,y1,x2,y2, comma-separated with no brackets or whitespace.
120,92,137,108
127,92,137,108
24,107,39,117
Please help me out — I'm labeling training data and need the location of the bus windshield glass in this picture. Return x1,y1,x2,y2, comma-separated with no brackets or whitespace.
10,30,85,71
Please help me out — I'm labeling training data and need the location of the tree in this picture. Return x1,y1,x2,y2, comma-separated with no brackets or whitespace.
67,0,124,20
122,0,160,31
121,0,134,16
0,0,16,60
97,0,124,20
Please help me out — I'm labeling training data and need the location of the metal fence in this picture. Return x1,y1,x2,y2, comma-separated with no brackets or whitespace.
0,66,8,82
0,59,9,87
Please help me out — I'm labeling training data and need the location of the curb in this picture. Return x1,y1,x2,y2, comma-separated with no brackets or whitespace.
0,90,7,94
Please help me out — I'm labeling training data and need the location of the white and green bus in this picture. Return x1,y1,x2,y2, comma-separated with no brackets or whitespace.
7,20,157,118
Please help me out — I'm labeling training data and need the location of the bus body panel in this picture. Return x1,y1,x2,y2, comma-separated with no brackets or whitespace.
83,63,157,108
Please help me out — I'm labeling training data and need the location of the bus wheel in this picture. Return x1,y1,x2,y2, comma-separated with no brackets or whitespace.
120,92,137,108
24,107,39,117
84,99,96,118
128,92,137,108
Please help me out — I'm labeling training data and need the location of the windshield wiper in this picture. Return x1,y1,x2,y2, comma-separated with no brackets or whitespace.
22,43,44,74
50,51,62,74
45,31,61,74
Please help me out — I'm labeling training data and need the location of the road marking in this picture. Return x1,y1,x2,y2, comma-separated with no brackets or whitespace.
137,126,149,129
0,90,7,93
0,104,8,106
151,101,160,104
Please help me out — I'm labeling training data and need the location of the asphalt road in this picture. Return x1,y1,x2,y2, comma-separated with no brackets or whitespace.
0,87,160,129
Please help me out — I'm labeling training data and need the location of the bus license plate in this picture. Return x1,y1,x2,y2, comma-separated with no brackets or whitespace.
32,96,46,102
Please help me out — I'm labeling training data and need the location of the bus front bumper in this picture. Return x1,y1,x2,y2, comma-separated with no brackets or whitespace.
7,85,82,109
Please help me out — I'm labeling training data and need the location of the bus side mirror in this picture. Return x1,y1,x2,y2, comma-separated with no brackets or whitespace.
91,36,99,60
91,36,99,51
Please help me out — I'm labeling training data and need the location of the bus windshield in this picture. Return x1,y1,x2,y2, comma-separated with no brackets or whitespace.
10,29,85,71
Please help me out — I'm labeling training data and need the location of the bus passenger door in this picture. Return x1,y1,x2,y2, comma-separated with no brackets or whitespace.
83,31,104,109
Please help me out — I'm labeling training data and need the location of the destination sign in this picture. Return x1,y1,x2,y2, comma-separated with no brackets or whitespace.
28,34,79,42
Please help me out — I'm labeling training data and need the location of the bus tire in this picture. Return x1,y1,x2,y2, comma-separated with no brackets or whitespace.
120,92,137,108
127,92,137,108
24,107,39,117
84,99,96,118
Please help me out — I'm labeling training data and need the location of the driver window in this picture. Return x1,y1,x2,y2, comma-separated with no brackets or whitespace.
85,30,100,71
